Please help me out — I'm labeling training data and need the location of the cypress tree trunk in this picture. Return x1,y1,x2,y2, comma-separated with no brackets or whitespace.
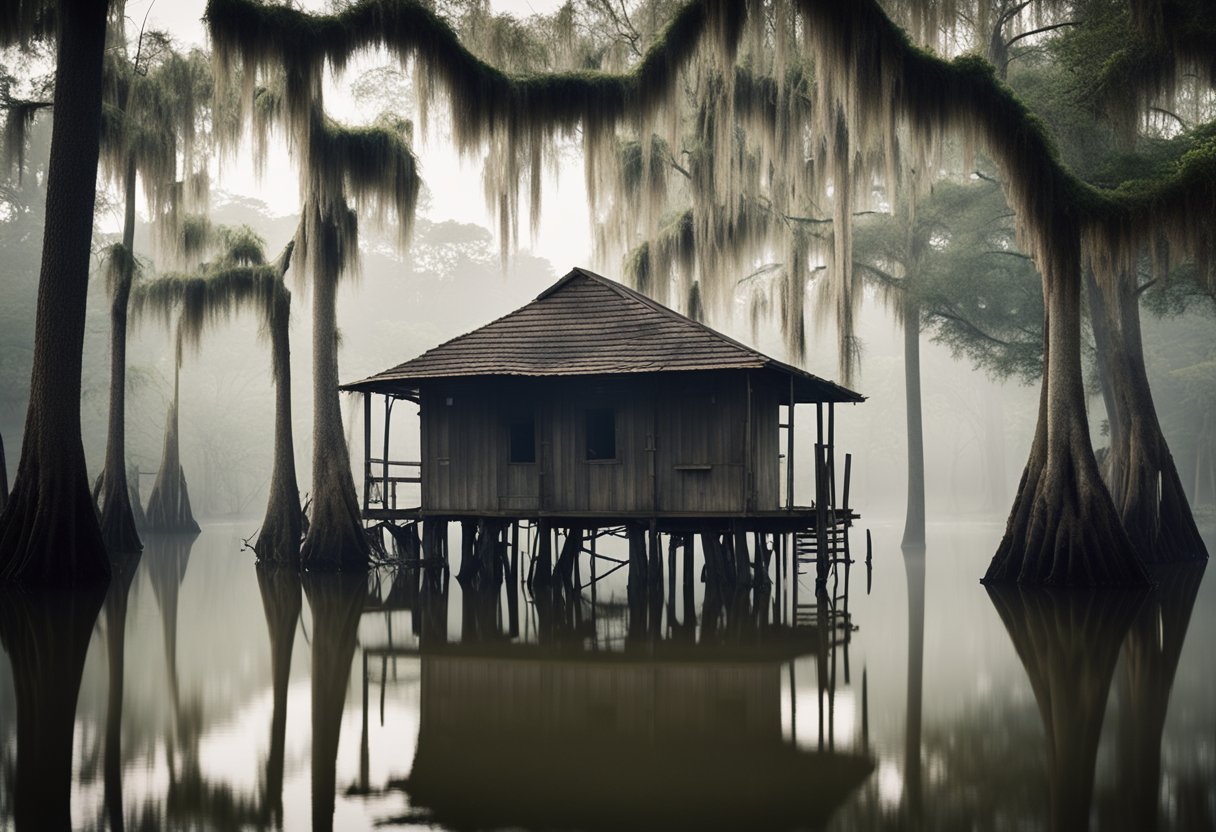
301,259,368,569
0,431,8,514
146,363,201,532
902,297,926,548
0,0,111,585
256,287,302,562
0,582,107,831
97,156,143,553
1086,271,1207,563
257,564,301,826
985,241,1147,586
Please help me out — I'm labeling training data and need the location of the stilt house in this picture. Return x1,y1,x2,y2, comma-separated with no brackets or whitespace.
341,267,863,590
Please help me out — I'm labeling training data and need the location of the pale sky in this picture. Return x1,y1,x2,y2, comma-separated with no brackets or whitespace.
127,0,592,273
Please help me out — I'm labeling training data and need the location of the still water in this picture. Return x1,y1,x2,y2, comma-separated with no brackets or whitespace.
0,517,1212,831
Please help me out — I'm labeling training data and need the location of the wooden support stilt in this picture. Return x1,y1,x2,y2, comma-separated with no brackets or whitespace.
533,518,553,587
507,522,520,637
456,519,477,581
555,526,583,590
648,521,662,593
667,534,678,627
682,534,696,629
733,524,753,589
362,393,372,511
627,523,648,606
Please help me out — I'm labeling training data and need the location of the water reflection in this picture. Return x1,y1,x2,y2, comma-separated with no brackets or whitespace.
395,573,872,831
1105,564,1208,832
103,548,142,832
0,582,105,831
303,571,366,832
1,523,1213,831
988,585,1145,832
256,564,301,827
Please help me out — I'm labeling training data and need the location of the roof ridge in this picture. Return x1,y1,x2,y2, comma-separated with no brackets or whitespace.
566,267,770,363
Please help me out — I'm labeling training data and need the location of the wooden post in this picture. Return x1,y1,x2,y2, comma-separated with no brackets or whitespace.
667,533,677,624
733,524,752,588
627,523,648,606
816,446,830,589
843,453,853,512
533,518,553,587
744,372,753,513
382,395,393,510
362,393,372,511
457,520,477,581
590,531,598,607
828,402,836,511
507,522,520,637
682,534,695,628
648,520,662,593
786,376,795,508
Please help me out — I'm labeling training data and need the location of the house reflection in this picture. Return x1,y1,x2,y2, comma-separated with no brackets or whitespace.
362,565,873,831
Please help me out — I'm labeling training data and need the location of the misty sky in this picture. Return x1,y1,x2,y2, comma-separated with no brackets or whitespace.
126,0,593,272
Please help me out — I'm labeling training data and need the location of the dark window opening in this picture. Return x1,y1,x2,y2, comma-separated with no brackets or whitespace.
509,417,536,463
586,408,616,460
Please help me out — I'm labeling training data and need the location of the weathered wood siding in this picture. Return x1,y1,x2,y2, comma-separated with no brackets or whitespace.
420,371,782,514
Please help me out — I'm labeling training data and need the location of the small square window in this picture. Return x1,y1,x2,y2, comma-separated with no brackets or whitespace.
509,418,536,463
586,408,616,460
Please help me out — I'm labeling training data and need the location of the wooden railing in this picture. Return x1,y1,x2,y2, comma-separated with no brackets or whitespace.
364,458,421,511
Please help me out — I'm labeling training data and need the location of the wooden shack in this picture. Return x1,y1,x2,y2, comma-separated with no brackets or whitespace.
341,267,864,594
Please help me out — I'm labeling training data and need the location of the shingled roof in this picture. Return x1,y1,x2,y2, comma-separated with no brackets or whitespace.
341,267,864,403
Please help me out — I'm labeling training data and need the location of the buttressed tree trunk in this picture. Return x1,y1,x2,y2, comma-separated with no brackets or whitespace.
0,0,111,585
0,431,8,514
988,585,1144,832
1086,271,1207,563
300,226,368,569
146,361,201,533
902,295,926,548
985,234,1148,586
96,156,143,553
255,275,302,563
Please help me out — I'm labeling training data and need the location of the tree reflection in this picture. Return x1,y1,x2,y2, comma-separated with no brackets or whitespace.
103,548,142,832
987,584,1144,832
256,564,301,828
303,570,366,832
1105,563,1207,832
0,582,106,831
902,546,925,829
144,531,197,740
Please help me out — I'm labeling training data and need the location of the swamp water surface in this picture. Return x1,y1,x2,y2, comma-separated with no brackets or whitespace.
0,517,1213,831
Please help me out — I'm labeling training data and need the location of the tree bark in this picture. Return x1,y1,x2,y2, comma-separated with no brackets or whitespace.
902,296,926,548
0,431,8,514
146,363,201,532
985,240,1148,586
96,156,142,553
0,0,112,585
1086,270,1207,563
255,286,302,562
300,256,368,569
